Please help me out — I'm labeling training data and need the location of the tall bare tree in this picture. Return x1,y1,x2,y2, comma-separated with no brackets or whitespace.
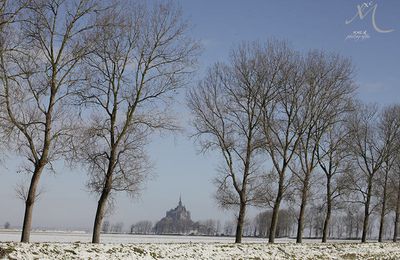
393,152,400,242
316,120,352,242
347,104,388,242
293,51,354,243
76,1,199,243
0,0,100,242
254,208,294,238
188,43,271,243
131,220,153,234
258,42,306,243
376,105,400,242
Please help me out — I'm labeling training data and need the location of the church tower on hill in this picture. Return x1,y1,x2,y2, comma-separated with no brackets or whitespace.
154,196,197,234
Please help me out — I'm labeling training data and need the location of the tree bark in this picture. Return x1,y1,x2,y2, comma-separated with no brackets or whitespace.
268,175,283,243
296,174,310,243
378,171,388,242
92,186,111,243
361,176,373,243
235,199,246,243
393,178,400,242
92,160,114,243
20,166,44,242
20,62,56,243
356,220,360,238
322,175,332,243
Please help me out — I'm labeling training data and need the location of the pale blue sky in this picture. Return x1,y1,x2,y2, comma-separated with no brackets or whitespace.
0,0,399,231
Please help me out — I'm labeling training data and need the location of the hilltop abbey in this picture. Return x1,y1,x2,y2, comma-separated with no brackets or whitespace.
154,197,199,234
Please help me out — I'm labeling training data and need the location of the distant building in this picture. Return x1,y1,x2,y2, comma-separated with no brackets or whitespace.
154,196,198,234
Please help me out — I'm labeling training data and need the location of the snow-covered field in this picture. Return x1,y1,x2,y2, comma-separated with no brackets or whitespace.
0,230,268,243
0,230,359,244
1,241,399,259
1,231,399,259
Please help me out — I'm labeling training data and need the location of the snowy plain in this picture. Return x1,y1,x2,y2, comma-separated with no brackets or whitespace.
0,230,361,243
1,230,400,259
0,230,268,243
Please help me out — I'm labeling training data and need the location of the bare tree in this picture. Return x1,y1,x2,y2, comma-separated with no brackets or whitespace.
293,51,355,243
317,120,352,242
102,220,110,234
131,220,153,234
110,222,124,233
223,220,235,236
188,43,273,243
3,221,10,229
255,209,294,238
0,0,100,242
393,154,400,241
215,220,221,235
347,104,388,242
258,41,306,243
342,204,363,239
376,105,400,242
199,219,217,236
76,1,199,243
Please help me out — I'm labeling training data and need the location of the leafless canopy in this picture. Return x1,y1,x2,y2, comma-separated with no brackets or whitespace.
0,0,100,172
74,0,199,243
76,0,199,195
0,0,101,242
188,42,285,242
291,50,355,243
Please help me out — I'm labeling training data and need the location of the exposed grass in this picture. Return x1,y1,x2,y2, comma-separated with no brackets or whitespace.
131,246,145,255
149,251,161,259
341,253,358,259
64,249,77,255
0,245,16,259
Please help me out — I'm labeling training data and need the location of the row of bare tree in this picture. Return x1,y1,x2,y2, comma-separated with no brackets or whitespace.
0,0,199,243
128,219,223,236
188,40,400,243
1,0,399,246
253,203,399,241
102,220,124,234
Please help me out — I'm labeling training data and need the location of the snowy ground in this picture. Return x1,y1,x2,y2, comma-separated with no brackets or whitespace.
0,230,268,243
1,241,399,259
1,231,399,259
0,230,358,244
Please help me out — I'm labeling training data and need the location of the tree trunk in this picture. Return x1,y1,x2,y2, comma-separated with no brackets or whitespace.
20,74,55,243
349,219,353,238
393,178,400,242
268,176,283,243
21,166,44,242
92,187,111,243
356,220,360,238
361,176,373,243
322,175,332,243
378,171,388,242
296,174,310,243
92,141,117,243
235,199,246,243
92,167,114,243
